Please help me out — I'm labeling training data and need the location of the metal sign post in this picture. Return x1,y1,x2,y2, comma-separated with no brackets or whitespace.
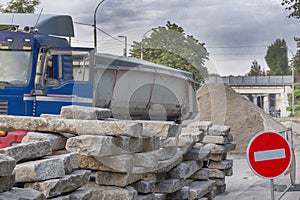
270,179,275,200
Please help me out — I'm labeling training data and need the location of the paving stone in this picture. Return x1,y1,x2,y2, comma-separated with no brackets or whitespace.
131,180,155,194
208,169,225,179
168,161,202,179
154,193,166,200
51,150,70,156
202,134,233,144
142,136,161,152
14,158,65,183
137,120,180,139
0,115,142,137
111,136,141,153
137,193,155,200
22,132,66,151
0,154,16,176
189,180,215,199
189,168,210,181
180,128,205,143
45,153,78,174
217,184,226,193
95,171,146,187
68,135,159,158
204,186,219,200
0,141,52,163
166,186,190,200
144,173,167,183
181,127,201,134
134,152,158,169
153,147,178,161
152,151,183,174
40,114,61,118
58,132,76,139
89,135,155,153
178,135,195,154
208,159,233,170
0,187,46,200
225,167,233,176
184,179,194,186
80,182,137,200
47,189,92,200
60,105,111,120
155,179,185,193
211,178,225,187
66,135,129,157
208,153,227,161
25,170,91,198
77,154,133,173
204,143,236,154
0,174,15,193
208,125,231,136
186,121,212,133
160,137,178,148
183,146,211,161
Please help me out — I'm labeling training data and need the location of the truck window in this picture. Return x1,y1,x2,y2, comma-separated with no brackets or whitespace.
72,53,90,81
0,50,31,85
42,53,59,86
46,49,91,83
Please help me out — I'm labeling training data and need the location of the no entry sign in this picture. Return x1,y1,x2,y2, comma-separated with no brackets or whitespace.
247,131,292,179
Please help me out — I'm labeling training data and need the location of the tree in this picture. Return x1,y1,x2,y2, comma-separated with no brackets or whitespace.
291,51,300,80
247,60,263,76
130,21,209,83
209,73,220,77
0,0,40,13
265,39,290,75
281,0,300,18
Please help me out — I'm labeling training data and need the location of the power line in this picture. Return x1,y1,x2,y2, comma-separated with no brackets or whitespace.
73,21,123,43
213,58,266,61
211,52,265,56
207,43,296,49
208,45,267,49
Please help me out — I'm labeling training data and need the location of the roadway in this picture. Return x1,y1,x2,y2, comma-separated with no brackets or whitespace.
215,153,300,200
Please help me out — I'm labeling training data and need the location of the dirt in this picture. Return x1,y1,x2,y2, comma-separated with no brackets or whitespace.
188,83,287,154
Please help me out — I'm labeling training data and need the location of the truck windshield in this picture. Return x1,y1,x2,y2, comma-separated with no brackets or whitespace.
0,51,31,84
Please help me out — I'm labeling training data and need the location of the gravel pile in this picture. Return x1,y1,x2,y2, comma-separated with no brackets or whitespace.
191,83,286,154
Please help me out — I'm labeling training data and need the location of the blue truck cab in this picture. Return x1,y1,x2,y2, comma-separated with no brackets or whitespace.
0,14,94,116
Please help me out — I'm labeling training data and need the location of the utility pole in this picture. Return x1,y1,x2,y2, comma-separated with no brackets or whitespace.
282,45,296,116
94,0,106,52
118,35,127,56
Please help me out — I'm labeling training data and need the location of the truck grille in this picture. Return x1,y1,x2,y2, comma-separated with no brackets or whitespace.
0,100,8,115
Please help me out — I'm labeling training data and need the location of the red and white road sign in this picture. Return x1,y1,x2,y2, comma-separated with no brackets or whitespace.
247,131,292,179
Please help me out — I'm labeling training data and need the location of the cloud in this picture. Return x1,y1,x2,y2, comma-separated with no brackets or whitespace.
30,0,300,75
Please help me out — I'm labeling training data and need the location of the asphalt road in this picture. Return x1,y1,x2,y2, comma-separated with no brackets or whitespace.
215,153,300,200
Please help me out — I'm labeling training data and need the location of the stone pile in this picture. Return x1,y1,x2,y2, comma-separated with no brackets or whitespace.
0,137,91,199
189,122,236,198
0,105,235,200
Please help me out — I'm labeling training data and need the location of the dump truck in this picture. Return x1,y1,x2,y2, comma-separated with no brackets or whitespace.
0,13,198,147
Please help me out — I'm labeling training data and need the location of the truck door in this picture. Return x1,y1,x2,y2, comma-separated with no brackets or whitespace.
34,47,94,116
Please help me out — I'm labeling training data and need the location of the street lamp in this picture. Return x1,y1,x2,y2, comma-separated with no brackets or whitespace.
286,47,295,116
118,35,127,57
93,0,106,52
140,28,159,59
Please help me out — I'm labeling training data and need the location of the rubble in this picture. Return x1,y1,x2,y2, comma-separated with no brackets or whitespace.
0,105,235,199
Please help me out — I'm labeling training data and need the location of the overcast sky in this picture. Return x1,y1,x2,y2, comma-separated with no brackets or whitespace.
1,0,300,76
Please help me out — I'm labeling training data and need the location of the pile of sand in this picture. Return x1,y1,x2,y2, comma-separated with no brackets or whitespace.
189,83,287,154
